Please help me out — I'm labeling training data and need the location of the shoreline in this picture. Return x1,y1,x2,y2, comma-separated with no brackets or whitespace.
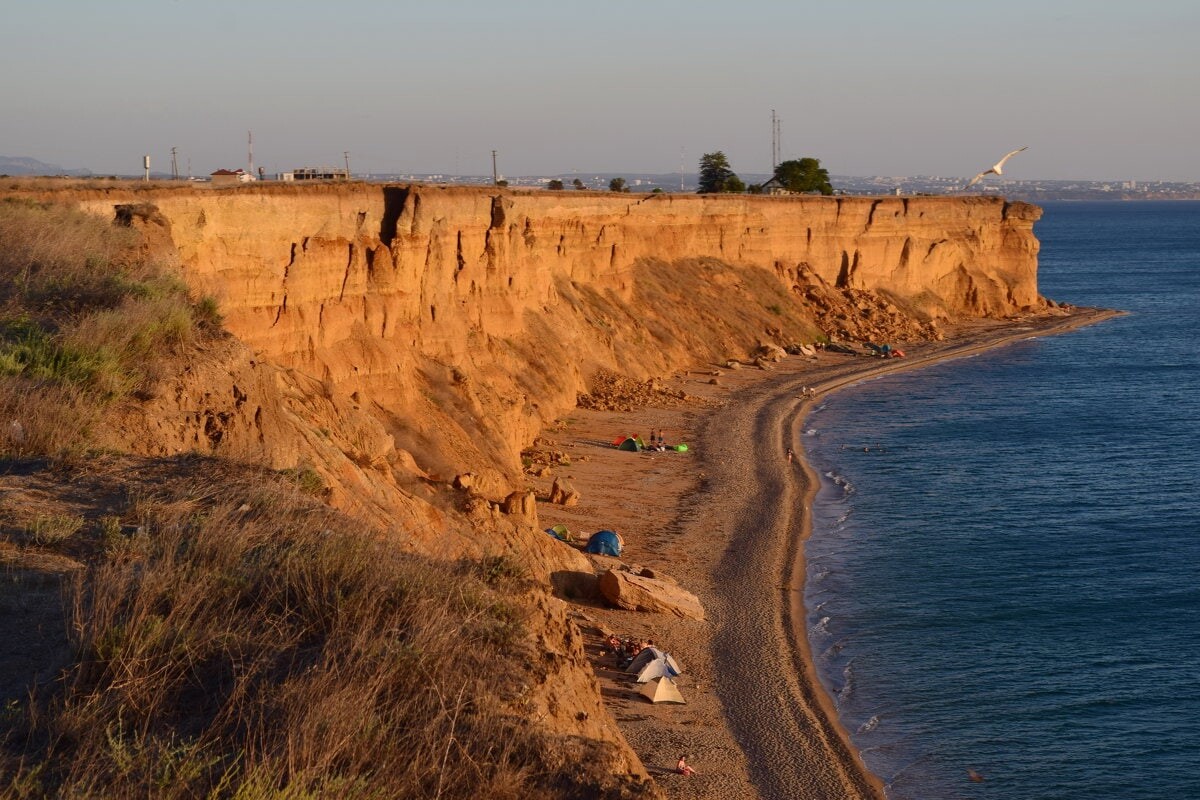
537,306,1121,800
779,306,1121,797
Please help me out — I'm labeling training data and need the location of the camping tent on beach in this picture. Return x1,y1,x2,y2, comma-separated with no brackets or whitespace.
635,655,681,684
584,530,622,557
626,647,682,677
639,677,686,704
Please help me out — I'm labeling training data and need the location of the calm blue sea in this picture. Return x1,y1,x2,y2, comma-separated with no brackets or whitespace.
804,201,1200,800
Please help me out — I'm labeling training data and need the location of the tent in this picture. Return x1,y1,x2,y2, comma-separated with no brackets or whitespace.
584,530,622,557
625,647,664,674
545,524,572,542
616,436,645,452
626,647,682,676
639,677,686,704
635,655,681,684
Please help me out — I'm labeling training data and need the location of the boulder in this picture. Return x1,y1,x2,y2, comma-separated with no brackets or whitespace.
548,477,581,506
753,343,788,362
597,569,705,620
501,490,537,521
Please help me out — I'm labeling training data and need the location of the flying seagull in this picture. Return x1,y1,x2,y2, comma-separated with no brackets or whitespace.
964,146,1028,190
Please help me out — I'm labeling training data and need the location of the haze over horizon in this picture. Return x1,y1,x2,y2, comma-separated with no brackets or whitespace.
3,0,1197,183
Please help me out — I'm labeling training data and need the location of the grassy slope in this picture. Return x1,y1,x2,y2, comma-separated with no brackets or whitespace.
0,201,654,799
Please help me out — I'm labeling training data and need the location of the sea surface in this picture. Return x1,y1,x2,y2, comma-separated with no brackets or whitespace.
803,201,1200,800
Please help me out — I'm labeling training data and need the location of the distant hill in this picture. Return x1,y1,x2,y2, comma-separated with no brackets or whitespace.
0,155,91,177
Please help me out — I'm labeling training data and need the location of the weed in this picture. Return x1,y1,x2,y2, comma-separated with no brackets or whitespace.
28,513,84,546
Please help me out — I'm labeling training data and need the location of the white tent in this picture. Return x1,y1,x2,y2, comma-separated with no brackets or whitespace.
626,647,681,675
639,677,686,704
635,655,681,684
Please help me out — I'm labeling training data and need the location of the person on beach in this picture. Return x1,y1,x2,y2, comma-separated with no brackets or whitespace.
786,448,794,464
676,755,696,776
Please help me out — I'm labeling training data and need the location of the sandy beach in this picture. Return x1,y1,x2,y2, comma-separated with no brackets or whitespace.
535,306,1119,800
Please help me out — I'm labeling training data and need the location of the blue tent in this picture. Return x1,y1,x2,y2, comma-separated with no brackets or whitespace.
584,529,622,557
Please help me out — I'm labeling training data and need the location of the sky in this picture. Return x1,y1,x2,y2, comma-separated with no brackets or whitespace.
3,0,1198,182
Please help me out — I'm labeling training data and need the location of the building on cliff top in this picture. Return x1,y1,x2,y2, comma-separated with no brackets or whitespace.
210,168,256,186
279,167,350,182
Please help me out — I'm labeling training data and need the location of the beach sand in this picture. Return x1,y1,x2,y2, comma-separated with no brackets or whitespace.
535,307,1118,800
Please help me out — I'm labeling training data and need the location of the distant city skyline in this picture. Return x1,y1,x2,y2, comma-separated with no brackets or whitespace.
2,1,1197,183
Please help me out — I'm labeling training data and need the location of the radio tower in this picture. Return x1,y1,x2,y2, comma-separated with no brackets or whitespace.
170,147,179,181
247,130,254,177
771,109,781,171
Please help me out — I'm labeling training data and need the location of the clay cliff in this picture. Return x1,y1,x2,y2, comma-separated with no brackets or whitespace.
22,182,1042,563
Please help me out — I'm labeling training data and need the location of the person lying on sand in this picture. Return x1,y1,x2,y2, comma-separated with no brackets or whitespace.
676,755,696,776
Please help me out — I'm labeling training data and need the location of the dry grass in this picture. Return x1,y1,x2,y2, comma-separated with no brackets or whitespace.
0,460,645,799
0,198,221,460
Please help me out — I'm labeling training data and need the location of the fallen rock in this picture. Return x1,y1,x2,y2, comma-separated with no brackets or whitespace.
501,490,537,520
548,477,581,506
597,569,705,620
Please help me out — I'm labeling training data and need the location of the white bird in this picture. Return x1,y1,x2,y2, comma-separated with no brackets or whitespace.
964,146,1028,189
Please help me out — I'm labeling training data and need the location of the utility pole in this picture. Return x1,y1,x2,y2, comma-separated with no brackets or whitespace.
680,146,685,192
143,155,150,182
344,151,351,178
248,130,254,177
491,149,499,185
170,147,179,181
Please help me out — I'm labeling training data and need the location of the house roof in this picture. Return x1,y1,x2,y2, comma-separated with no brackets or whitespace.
210,169,244,176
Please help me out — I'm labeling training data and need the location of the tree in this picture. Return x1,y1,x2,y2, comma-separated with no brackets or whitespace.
572,178,585,190
547,179,564,190
774,158,833,195
697,151,744,193
609,177,628,193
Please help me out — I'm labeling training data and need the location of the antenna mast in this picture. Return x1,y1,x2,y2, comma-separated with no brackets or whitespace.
492,150,499,185
170,147,179,181
248,130,254,176
344,151,351,177
771,109,781,171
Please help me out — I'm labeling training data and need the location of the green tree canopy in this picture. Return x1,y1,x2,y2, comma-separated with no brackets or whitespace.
697,151,744,193
572,178,585,190
774,158,833,195
547,179,564,190
609,177,628,192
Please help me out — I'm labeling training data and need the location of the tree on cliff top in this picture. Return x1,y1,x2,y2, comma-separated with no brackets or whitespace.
774,157,834,195
698,151,744,194
547,179,564,190
609,177,629,193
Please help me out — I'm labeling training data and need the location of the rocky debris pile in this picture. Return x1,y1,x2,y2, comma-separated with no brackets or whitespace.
521,437,572,477
576,370,709,412
792,265,942,344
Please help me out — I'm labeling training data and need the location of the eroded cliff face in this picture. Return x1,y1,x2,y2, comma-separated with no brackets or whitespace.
33,183,1042,557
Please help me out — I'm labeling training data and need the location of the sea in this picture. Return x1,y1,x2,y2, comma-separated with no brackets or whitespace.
803,201,1200,800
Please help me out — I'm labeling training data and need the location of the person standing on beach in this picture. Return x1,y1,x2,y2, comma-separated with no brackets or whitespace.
787,447,794,464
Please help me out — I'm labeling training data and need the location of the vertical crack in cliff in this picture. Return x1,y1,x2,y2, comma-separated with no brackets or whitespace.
340,243,354,301
380,186,411,247
455,231,466,282
489,196,506,230
274,242,297,327
866,199,881,228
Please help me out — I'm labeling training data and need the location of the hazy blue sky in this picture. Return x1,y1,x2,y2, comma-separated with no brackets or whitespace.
3,0,1197,181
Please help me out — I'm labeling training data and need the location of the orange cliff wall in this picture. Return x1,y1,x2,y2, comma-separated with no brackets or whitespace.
42,183,1042,554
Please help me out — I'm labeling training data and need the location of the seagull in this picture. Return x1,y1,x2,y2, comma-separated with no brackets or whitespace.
964,146,1028,189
